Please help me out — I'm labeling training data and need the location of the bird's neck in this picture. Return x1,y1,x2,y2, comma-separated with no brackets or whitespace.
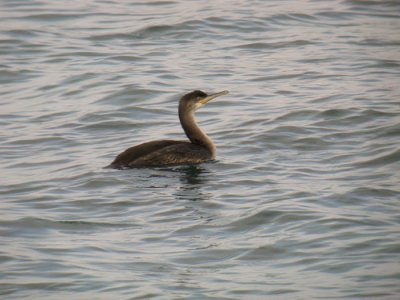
179,108,216,158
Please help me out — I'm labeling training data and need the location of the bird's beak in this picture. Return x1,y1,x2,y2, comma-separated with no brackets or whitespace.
200,90,229,105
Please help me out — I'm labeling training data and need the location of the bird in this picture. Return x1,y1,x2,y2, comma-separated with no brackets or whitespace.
107,90,229,169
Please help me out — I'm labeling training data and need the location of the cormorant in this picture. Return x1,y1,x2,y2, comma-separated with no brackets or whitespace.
107,90,229,168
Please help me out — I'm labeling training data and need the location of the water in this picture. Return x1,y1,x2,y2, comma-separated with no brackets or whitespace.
1,0,400,298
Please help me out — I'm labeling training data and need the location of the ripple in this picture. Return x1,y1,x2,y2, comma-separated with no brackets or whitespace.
350,148,400,168
19,13,87,22
0,217,135,233
88,20,204,41
0,68,39,84
231,40,314,51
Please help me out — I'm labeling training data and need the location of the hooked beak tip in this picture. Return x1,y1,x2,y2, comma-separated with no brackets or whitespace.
200,90,229,104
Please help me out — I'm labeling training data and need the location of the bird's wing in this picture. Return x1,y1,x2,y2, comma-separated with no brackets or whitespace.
110,140,183,167
131,142,211,166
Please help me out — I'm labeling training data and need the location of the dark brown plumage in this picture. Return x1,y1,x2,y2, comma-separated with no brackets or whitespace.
107,90,228,169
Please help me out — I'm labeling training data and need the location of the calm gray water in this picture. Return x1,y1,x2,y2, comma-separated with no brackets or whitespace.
1,0,400,299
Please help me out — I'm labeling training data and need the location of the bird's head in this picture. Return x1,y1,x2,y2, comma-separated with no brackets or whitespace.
179,90,229,112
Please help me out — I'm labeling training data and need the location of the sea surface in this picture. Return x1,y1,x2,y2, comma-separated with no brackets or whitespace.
1,0,400,299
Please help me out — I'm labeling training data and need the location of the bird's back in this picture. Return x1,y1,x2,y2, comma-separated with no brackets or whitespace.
107,140,212,168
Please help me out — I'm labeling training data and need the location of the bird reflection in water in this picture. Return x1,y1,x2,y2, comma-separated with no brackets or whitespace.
172,165,212,202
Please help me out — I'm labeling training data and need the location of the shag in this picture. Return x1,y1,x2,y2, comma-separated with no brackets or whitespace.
108,90,229,168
